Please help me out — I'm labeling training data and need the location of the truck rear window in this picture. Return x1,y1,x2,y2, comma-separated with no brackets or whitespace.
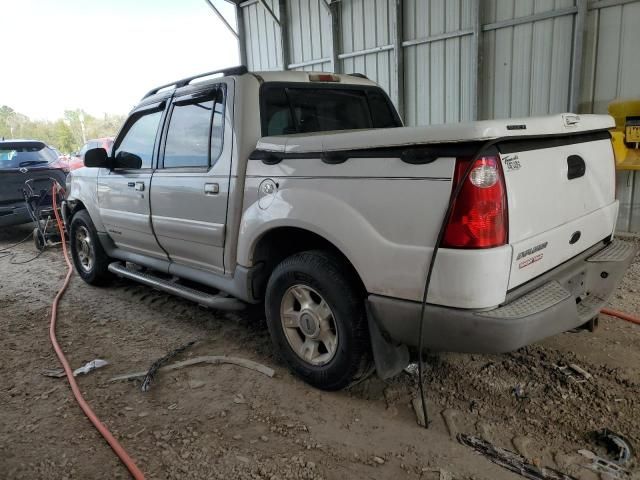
260,84,401,136
0,142,57,169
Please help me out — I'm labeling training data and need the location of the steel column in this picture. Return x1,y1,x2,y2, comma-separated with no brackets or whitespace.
471,0,481,120
235,2,248,66
569,0,588,113
394,0,404,120
278,0,290,69
329,1,342,73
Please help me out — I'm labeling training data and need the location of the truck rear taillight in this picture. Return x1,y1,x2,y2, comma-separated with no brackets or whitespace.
442,156,508,249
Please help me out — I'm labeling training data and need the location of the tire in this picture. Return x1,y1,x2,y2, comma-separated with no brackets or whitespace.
69,209,113,285
33,227,46,251
265,250,372,391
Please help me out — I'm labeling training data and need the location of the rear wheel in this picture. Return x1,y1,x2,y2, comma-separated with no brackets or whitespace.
69,210,113,285
265,250,372,390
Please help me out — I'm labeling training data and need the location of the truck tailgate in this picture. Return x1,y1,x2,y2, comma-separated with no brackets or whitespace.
498,131,617,289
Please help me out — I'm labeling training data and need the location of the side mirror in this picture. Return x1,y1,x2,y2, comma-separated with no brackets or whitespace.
84,147,110,168
114,151,142,169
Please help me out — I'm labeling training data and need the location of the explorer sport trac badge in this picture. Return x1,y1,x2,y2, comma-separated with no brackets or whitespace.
502,154,521,171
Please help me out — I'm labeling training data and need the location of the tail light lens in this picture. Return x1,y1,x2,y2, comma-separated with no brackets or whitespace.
50,158,70,173
442,156,508,249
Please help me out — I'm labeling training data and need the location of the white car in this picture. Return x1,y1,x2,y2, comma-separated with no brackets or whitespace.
63,67,637,390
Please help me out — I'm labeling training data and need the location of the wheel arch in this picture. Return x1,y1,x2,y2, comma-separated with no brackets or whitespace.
250,225,367,301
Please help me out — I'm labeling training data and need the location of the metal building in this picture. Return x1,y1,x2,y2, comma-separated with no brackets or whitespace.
208,0,640,231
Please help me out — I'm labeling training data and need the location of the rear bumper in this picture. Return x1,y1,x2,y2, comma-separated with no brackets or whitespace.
0,204,31,227
367,239,637,354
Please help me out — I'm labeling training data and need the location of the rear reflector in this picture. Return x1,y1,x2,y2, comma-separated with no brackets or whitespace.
308,73,340,82
442,156,508,249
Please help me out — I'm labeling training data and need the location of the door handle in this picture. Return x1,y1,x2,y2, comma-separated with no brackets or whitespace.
567,155,586,180
204,183,219,195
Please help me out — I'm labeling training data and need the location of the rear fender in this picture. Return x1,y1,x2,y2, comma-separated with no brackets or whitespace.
238,187,423,298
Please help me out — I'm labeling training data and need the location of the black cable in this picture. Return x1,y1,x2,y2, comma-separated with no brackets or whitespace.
9,248,46,264
0,230,34,252
416,139,499,428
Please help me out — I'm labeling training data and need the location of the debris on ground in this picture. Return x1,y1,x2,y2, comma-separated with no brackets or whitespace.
404,362,419,376
140,340,196,392
110,355,276,385
513,384,528,400
591,428,633,465
73,359,109,376
42,359,109,378
458,434,577,480
412,396,429,427
578,449,630,479
555,363,593,383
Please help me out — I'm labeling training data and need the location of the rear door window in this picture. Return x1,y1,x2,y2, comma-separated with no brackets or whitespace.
260,84,401,136
162,87,225,169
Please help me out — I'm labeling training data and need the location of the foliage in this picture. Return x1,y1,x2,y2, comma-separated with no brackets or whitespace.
0,106,125,154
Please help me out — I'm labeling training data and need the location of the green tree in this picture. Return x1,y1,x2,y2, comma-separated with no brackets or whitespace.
0,106,125,153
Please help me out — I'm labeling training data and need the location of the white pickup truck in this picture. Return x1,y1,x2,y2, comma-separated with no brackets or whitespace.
63,67,636,390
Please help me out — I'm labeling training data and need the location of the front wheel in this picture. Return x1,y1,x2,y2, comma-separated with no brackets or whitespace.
69,209,113,285
265,250,372,390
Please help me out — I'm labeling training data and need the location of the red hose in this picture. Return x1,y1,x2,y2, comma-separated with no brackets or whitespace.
601,307,640,326
51,183,145,480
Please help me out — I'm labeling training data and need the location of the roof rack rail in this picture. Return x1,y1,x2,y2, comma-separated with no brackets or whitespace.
347,72,368,79
142,65,248,99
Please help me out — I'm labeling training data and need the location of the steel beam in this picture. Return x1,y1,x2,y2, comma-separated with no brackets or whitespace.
394,0,405,121
338,44,394,60
287,57,332,69
204,0,239,39
588,0,639,9
278,0,290,69
329,0,342,72
235,2,248,66
258,0,280,26
482,6,578,31
570,0,588,113
401,28,474,48
471,0,481,120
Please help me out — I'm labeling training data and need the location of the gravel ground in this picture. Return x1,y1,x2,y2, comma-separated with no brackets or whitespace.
1,223,639,480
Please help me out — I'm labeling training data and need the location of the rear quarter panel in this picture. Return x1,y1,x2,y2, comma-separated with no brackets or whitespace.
238,156,513,308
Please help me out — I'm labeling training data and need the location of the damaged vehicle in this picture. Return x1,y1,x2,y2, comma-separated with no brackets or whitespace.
0,140,68,227
63,68,637,390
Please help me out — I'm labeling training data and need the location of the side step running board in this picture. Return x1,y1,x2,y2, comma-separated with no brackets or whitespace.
108,262,246,311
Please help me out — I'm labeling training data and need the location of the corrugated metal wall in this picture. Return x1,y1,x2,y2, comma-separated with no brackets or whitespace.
404,0,475,125
237,0,640,231
480,0,575,119
288,0,332,71
579,0,640,232
242,0,282,70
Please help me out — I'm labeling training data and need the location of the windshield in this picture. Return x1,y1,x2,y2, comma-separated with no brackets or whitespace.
260,83,401,136
0,142,58,169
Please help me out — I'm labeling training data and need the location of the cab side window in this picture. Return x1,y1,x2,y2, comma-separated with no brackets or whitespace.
113,110,162,169
163,88,225,169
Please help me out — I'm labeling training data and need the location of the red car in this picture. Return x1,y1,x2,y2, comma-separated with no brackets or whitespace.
69,137,114,170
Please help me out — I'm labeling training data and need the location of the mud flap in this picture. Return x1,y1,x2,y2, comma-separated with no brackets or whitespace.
366,302,409,380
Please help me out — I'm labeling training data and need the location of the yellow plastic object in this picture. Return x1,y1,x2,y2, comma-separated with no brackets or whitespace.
608,99,640,170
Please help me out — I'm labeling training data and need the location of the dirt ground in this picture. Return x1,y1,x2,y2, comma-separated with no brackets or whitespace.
1,223,639,480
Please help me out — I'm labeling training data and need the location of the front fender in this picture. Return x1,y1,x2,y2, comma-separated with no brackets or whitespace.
66,168,105,232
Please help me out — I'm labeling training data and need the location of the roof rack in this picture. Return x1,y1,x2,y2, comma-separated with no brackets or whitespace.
142,65,248,99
